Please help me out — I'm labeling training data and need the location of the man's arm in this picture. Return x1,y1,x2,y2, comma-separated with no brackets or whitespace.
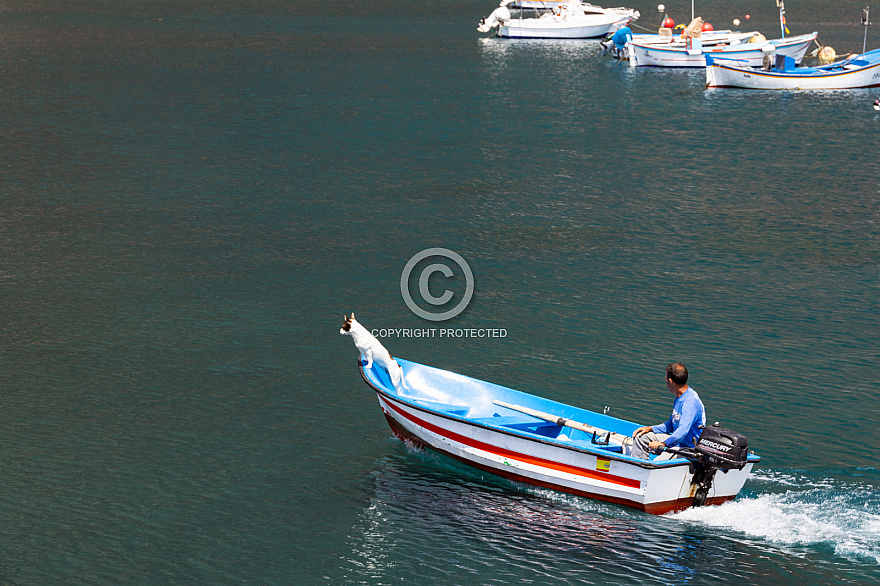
651,416,674,435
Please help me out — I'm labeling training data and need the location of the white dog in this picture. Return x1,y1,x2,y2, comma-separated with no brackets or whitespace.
340,313,407,391
477,1,512,33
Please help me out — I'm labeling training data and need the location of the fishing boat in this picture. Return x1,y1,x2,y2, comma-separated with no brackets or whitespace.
357,355,760,514
706,48,880,89
630,29,760,47
628,31,817,67
478,0,639,39
601,27,761,60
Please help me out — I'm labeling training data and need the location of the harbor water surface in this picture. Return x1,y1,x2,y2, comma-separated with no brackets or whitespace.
1,0,879,583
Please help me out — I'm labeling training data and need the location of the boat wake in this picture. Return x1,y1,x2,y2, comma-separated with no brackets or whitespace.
670,468,880,566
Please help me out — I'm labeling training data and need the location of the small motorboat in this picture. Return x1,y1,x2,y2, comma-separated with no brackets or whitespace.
357,354,760,514
707,47,880,89
478,0,639,39
600,24,761,61
628,31,817,68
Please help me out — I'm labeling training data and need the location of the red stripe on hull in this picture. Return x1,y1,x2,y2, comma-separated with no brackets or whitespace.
384,412,425,448
381,396,641,489
383,412,733,514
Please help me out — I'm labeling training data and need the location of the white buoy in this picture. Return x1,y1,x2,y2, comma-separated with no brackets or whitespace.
657,4,665,11
733,18,740,27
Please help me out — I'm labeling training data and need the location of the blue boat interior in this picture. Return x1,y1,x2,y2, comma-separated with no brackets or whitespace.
362,358,697,462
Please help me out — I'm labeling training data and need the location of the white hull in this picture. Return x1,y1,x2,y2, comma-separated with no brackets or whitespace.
500,19,626,38
376,393,754,513
512,0,568,7
629,32,817,68
707,49,880,89
631,30,757,47
480,2,638,39
362,359,758,514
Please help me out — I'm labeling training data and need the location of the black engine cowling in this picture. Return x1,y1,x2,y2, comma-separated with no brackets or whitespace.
666,423,751,507
694,424,749,469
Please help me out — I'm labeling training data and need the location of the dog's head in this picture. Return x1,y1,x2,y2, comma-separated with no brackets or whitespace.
339,313,356,335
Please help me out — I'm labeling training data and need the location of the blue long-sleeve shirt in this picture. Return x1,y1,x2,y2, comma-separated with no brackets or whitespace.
651,387,706,448
611,26,632,49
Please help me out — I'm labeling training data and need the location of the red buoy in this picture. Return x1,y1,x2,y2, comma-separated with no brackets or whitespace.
662,16,675,28
745,14,750,20
701,22,714,32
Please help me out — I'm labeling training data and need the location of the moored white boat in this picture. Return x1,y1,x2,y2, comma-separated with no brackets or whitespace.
359,356,760,514
600,27,761,61
706,47,880,89
629,31,817,67
631,30,758,47
511,0,567,7
479,0,639,39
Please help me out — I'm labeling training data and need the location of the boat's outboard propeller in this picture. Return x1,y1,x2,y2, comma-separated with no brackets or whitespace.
665,423,750,507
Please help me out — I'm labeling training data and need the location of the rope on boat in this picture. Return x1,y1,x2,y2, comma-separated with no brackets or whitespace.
629,21,658,33
806,35,852,63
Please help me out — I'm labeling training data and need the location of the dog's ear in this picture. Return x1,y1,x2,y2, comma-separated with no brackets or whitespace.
351,312,356,320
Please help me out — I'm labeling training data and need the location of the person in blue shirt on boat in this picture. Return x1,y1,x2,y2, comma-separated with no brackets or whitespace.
630,362,706,459
610,23,632,52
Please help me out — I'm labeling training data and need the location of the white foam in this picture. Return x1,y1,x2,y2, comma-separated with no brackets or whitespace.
670,487,880,565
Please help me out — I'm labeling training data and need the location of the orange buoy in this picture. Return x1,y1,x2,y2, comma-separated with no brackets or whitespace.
745,14,750,20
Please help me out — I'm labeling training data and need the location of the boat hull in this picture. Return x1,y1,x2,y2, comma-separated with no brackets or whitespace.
707,50,880,89
499,20,625,39
512,0,568,7
629,33,816,68
361,359,757,515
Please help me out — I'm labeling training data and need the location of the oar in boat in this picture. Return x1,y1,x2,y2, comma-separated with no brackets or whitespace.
492,400,632,447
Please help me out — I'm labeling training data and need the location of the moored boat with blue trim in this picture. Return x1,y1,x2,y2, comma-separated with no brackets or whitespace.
706,47,880,89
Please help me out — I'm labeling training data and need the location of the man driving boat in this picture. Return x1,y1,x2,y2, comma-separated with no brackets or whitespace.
630,362,706,459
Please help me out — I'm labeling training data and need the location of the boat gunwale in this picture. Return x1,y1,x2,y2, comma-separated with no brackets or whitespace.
711,57,880,81
359,360,760,471
630,32,816,56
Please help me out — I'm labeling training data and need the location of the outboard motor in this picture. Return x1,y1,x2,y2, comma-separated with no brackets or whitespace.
666,423,750,507
599,37,630,60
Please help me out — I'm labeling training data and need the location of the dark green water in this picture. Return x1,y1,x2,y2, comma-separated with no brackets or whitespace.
1,0,878,583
